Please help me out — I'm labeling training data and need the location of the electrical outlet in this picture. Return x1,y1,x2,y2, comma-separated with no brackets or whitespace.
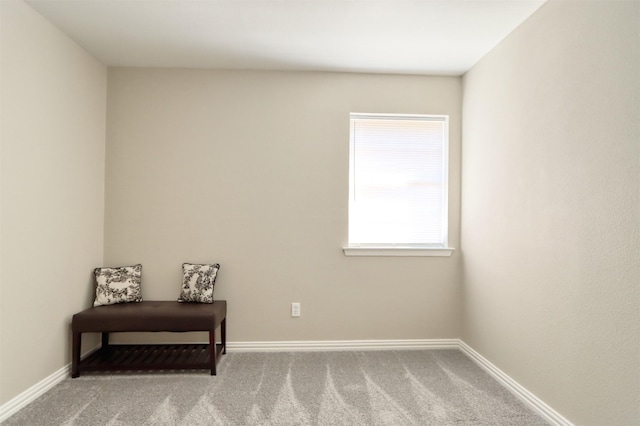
291,302,301,317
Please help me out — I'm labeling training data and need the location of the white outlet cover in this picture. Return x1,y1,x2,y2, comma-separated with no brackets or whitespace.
291,303,301,317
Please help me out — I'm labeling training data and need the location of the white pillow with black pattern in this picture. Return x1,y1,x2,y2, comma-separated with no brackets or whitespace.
178,263,220,304
93,264,143,307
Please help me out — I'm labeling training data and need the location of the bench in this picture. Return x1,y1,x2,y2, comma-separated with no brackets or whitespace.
71,300,226,377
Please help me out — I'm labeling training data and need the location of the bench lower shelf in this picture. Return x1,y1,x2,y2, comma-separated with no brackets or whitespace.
78,343,225,374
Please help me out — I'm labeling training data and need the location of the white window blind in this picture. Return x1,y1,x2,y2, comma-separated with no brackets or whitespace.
348,113,449,249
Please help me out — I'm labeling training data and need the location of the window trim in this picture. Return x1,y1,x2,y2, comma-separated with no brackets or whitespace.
344,113,454,257
342,246,455,257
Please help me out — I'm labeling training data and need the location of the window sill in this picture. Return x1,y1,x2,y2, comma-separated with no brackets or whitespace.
342,246,455,257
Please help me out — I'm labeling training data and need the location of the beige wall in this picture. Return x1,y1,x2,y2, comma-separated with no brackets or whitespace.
461,1,639,425
105,69,462,343
0,0,107,405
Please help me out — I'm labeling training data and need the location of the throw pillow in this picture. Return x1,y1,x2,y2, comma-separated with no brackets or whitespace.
93,264,143,307
178,263,220,303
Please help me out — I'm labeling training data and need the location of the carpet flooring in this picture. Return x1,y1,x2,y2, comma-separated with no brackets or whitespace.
4,350,548,425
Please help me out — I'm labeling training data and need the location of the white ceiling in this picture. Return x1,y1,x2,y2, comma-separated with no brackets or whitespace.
26,0,546,76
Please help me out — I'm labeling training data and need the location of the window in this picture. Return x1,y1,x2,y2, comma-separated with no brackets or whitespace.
344,113,453,256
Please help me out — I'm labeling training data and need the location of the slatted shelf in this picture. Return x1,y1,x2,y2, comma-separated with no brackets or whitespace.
78,343,224,374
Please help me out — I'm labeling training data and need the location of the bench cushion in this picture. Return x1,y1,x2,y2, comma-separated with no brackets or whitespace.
72,300,226,333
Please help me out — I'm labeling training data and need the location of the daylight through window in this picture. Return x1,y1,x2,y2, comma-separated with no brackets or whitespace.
347,113,449,252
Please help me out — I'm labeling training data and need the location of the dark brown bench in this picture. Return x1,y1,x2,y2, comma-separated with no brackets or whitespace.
71,300,226,377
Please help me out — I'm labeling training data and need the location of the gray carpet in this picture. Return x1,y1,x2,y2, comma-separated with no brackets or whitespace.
4,350,548,425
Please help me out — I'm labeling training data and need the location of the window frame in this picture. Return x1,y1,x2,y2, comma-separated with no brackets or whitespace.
343,113,454,257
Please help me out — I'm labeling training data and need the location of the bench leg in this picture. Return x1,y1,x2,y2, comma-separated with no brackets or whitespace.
102,332,109,349
221,317,226,355
72,332,81,378
209,330,217,375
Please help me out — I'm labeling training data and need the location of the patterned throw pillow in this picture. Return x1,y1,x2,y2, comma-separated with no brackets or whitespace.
178,263,220,304
93,264,143,307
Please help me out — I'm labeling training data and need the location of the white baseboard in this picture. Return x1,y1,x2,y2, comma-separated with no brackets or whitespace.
0,339,570,426
458,340,573,426
0,363,68,423
227,338,459,352
0,345,100,423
